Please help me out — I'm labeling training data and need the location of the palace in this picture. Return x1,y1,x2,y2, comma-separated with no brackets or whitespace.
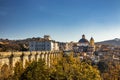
29,35,72,51
29,35,59,51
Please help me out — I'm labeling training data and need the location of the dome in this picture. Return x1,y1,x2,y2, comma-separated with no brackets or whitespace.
79,38,89,43
78,34,89,43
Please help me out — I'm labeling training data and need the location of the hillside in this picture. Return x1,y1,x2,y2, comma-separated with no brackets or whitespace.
0,37,41,52
97,38,120,46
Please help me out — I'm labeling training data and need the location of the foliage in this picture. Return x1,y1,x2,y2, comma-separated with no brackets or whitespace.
0,64,12,80
97,61,109,73
50,53,101,80
97,60,120,80
20,59,49,80
2,52,102,80
13,62,24,80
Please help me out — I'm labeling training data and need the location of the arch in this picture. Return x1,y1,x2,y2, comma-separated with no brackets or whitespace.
12,57,21,67
1,64,9,73
21,55,29,68
14,61,21,68
44,53,48,65
50,53,54,64
40,53,45,60
0,64,10,79
47,53,51,67
29,54,35,62
15,61,22,66
35,53,40,61
28,54,32,62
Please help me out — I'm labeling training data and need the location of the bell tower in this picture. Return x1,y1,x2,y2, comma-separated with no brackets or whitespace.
90,37,94,47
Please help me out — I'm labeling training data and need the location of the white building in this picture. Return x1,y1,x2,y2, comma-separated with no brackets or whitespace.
29,35,59,51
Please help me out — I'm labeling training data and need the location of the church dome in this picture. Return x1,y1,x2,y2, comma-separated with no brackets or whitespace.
78,34,89,43
79,38,89,43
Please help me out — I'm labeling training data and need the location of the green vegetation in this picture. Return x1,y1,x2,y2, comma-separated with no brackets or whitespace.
0,52,102,80
49,53,101,80
97,60,120,80
20,59,50,80
0,52,120,80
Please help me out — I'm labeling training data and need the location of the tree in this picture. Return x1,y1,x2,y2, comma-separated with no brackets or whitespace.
50,53,101,80
0,64,11,80
20,59,49,80
4,52,102,80
97,61,109,73
13,62,24,80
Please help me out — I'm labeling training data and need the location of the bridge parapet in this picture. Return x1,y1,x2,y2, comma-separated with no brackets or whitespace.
37,51,43,55
30,51,36,55
0,51,61,72
23,51,30,56
0,52,12,58
13,52,23,57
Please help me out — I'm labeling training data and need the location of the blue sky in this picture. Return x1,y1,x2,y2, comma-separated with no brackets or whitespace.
0,0,120,42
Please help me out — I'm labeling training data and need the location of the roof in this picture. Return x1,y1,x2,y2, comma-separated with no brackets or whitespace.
78,38,89,43
78,34,89,43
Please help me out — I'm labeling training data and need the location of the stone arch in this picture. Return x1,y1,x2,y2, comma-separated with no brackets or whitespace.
28,54,32,62
1,64,9,73
35,53,39,61
0,64,10,79
12,57,21,68
49,53,54,64
40,53,45,60
44,53,48,65
53,53,55,58
28,54,35,62
21,55,29,68
14,61,22,68
23,59,30,68
47,53,51,67
36,51,41,61
40,53,42,59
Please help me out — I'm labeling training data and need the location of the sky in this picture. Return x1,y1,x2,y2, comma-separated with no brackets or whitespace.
0,0,120,42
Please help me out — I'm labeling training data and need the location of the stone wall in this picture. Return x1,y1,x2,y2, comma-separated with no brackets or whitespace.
0,51,60,72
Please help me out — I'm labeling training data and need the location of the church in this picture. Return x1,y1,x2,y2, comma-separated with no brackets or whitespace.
77,34,95,53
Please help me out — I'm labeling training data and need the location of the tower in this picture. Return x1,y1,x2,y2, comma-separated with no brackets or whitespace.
90,37,94,47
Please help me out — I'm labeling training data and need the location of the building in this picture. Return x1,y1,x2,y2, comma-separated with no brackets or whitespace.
89,37,95,52
29,35,59,51
58,42,70,51
74,34,95,53
78,34,89,47
58,42,73,51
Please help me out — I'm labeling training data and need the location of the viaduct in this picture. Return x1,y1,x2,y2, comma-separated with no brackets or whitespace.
0,51,61,72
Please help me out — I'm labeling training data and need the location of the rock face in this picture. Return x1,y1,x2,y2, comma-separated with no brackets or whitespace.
0,51,60,71
97,38,120,46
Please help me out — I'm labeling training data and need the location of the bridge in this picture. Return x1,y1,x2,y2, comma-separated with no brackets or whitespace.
0,51,61,72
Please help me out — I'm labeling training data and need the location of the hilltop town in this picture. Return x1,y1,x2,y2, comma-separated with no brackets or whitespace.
0,35,120,80
0,35,119,61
